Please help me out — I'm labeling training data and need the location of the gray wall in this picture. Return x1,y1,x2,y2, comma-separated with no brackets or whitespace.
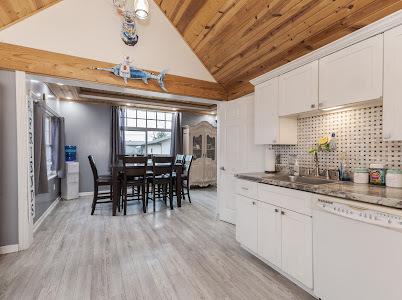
181,112,217,127
34,176,60,223
0,70,19,246
49,101,112,193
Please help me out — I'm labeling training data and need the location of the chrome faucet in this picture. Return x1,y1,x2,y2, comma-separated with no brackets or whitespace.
313,151,319,177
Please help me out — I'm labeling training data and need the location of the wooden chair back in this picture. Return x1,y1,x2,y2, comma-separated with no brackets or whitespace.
183,155,193,178
152,156,174,177
123,156,148,178
88,155,99,180
175,154,185,164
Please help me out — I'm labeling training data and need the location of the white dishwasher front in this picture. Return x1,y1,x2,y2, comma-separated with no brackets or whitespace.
313,197,402,300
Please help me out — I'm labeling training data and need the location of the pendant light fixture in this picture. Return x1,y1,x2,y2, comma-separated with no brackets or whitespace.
133,0,149,20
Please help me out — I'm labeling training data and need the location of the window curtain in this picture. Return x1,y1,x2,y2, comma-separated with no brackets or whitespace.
111,106,126,164
170,112,182,157
51,116,66,178
33,102,48,194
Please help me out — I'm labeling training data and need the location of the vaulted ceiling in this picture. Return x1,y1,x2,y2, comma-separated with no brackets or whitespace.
1,0,402,100
0,0,60,30
156,0,402,99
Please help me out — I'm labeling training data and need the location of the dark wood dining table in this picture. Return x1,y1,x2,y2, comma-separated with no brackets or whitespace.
110,162,183,216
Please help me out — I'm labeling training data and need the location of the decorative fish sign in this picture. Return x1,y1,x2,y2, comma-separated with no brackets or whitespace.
94,57,167,92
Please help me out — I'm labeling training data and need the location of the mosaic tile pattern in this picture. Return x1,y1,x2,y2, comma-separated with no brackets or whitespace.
270,105,402,172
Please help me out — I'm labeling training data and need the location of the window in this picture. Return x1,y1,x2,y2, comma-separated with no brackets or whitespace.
124,109,173,155
44,116,56,177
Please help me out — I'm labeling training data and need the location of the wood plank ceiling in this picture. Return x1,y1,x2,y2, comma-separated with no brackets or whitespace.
0,0,60,30
156,0,402,99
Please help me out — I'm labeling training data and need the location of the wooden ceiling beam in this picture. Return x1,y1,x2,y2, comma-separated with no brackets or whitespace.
0,42,228,101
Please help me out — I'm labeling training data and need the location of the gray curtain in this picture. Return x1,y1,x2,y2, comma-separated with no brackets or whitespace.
170,112,182,156
111,106,126,164
34,103,49,194
51,116,66,178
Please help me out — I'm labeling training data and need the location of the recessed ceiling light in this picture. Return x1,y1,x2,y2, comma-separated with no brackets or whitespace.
66,96,73,100
126,103,132,106
56,83,64,86
30,79,40,83
321,105,345,111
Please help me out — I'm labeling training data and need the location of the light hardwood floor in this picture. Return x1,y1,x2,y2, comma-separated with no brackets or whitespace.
0,188,314,300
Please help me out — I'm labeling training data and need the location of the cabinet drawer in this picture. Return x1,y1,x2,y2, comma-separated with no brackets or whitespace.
258,184,312,216
236,179,258,199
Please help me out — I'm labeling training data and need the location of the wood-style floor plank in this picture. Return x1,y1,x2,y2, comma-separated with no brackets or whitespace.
0,188,313,300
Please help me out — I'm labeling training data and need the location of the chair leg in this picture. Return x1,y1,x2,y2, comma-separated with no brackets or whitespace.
169,181,174,210
142,184,146,213
91,185,98,215
124,183,128,215
153,183,156,212
186,180,191,203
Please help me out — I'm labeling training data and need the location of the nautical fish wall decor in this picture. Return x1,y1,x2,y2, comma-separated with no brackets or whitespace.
94,57,167,92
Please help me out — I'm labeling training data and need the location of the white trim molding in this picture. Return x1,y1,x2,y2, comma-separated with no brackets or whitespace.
0,244,19,255
251,9,402,86
33,197,61,233
16,71,33,251
78,191,94,197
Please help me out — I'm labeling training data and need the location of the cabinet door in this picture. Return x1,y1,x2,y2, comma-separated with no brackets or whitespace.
204,128,217,185
254,78,279,144
235,194,258,253
281,209,313,289
319,34,383,109
189,130,204,186
384,24,402,141
258,202,282,268
278,61,318,116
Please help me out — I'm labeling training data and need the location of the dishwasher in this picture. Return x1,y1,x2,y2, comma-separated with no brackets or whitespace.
313,196,402,300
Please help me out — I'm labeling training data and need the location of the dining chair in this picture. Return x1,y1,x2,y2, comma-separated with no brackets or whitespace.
181,155,193,203
122,156,148,214
88,155,114,215
175,154,185,164
147,156,174,212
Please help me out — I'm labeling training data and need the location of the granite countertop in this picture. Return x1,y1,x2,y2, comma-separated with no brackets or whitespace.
236,172,402,210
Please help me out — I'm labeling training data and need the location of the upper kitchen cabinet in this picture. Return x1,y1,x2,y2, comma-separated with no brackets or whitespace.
278,61,319,116
384,24,402,141
319,35,383,109
254,78,297,145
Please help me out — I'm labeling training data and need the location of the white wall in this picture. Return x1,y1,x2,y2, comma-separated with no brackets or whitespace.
0,0,214,82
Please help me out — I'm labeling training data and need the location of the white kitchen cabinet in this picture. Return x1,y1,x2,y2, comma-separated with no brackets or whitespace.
281,208,313,289
319,34,383,109
258,201,282,268
278,61,319,116
235,194,258,253
254,78,297,145
384,24,402,141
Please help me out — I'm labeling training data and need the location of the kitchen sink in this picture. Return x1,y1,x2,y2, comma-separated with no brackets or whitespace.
274,175,335,185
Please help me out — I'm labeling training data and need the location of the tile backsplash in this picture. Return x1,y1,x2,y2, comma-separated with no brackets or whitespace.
270,105,402,172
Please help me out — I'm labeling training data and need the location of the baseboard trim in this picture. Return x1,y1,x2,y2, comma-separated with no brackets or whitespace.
78,191,94,197
0,244,19,255
33,197,60,233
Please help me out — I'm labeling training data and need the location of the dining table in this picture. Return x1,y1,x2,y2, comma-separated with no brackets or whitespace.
110,161,183,216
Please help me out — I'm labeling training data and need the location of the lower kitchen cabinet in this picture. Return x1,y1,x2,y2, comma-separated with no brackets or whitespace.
258,201,282,268
235,182,314,290
281,209,313,289
235,194,258,253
